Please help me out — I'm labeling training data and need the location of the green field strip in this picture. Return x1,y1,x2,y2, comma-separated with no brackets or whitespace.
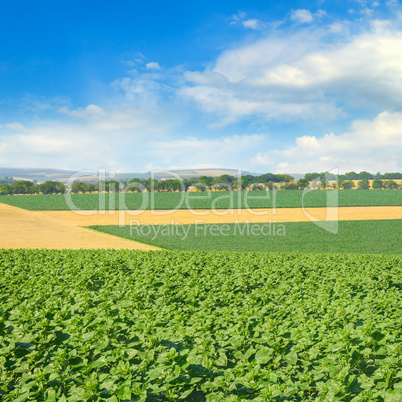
90,219,402,254
1,249,401,399
0,189,401,210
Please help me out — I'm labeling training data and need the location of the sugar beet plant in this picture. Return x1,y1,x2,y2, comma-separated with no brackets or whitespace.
0,250,401,401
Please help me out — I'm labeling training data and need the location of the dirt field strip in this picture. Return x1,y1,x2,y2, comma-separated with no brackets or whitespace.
38,206,402,226
1,203,401,249
0,203,160,250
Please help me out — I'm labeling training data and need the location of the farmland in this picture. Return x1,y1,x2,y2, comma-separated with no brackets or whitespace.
0,203,159,250
1,249,401,400
91,219,402,254
0,189,401,211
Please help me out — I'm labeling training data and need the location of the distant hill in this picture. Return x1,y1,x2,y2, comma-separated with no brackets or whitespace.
0,167,304,183
0,168,93,183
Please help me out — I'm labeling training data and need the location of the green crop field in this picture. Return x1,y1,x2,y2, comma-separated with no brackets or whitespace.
91,219,402,254
0,189,401,210
1,250,401,400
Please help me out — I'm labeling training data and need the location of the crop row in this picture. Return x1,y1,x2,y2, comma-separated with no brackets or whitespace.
0,189,401,211
91,219,402,254
1,250,401,400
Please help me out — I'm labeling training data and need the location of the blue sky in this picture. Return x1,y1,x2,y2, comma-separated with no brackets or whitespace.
0,0,401,174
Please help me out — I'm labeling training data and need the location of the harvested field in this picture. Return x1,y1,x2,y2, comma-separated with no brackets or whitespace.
38,206,402,226
1,203,401,249
0,204,159,250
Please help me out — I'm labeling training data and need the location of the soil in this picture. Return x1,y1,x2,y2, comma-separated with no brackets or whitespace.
0,203,160,250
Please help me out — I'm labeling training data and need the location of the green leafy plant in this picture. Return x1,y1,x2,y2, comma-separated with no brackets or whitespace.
1,250,401,400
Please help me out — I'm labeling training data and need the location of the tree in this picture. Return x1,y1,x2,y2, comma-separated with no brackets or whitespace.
372,179,383,189
275,174,294,183
342,180,355,190
305,173,320,182
383,180,398,189
342,171,358,180
357,171,374,180
106,180,120,192
382,172,402,180
165,179,182,192
0,184,11,195
297,179,310,189
249,183,266,190
198,176,213,187
71,182,89,193
39,181,65,194
11,181,34,194
320,178,327,189
86,184,96,192
357,179,370,190
284,182,299,190
194,183,208,192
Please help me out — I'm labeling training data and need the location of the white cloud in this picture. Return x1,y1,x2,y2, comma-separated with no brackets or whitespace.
231,11,268,30
148,134,266,169
5,122,24,130
0,98,176,170
112,76,163,107
315,10,327,18
230,11,247,25
179,84,339,126
180,20,402,126
361,7,374,16
252,111,402,173
328,22,348,33
60,104,104,118
290,9,314,23
242,19,263,30
145,62,162,70
387,0,399,7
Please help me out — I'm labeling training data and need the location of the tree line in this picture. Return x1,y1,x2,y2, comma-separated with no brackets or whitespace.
305,171,402,181
337,178,400,190
0,172,400,195
0,181,66,195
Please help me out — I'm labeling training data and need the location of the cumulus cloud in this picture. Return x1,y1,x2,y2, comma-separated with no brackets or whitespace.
180,19,402,126
179,84,339,126
251,111,402,173
112,75,164,107
0,98,177,170
290,9,314,23
59,104,104,118
145,62,162,70
242,19,264,30
328,22,348,34
2,13,401,173
230,11,267,30
5,122,24,130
